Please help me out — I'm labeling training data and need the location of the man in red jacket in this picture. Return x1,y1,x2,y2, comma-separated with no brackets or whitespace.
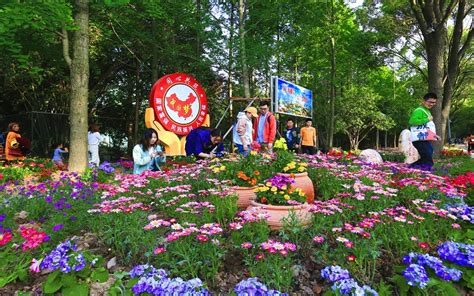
253,101,277,153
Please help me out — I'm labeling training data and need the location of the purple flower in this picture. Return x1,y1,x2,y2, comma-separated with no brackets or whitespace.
0,214,5,222
52,224,64,232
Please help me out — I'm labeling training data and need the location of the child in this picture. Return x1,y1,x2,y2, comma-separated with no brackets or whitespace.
88,124,103,166
52,143,68,170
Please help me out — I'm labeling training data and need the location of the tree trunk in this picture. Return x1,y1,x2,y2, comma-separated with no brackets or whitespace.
67,0,89,172
409,0,473,154
239,0,250,98
328,0,336,148
151,18,159,83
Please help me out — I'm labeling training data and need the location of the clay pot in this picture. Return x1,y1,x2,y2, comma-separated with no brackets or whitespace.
248,200,312,230
277,172,315,203
233,186,257,209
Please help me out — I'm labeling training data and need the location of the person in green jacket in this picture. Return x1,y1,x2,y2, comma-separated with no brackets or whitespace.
408,92,439,170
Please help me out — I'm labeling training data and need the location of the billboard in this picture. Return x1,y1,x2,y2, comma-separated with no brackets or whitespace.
274,77,313,118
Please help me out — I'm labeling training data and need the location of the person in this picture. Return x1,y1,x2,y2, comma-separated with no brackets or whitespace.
185,127,224,159
468,134,474,153
233,107,258,156
88,124,103,166
284,118,300,152
253,101,277,153
52,143,68,170
409,92,440,170
299,119,318,155
133,128,166,174
5,122,26,161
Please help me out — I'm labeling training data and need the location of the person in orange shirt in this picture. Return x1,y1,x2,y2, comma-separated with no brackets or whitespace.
5,122,26,161
299,119,317,155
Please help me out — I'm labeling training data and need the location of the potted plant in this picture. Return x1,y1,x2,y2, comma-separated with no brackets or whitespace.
271,150,315,203
210,151,271,208
249,174,312,230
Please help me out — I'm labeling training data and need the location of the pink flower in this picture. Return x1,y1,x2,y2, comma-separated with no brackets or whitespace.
255,253,265,261
279,250,288,256
153,247,166,255
344,241,354,248
451,223,461,229
313,236,325,244
241,242,253,249
196,235,209,242
29,258,42,273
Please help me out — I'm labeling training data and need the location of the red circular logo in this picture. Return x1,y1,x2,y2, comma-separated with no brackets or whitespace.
149,73,208,135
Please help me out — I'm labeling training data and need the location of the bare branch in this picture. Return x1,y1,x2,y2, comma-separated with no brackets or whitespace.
61,27,72,68
385,48,428,80
109,19,143,66
458,26,474,59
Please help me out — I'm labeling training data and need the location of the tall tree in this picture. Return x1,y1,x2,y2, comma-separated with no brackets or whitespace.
62,0,90,172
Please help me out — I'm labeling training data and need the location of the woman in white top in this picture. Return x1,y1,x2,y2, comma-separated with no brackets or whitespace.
133,128,166,174
88,124,103,166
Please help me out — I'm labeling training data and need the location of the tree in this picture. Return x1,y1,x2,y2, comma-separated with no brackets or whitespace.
362,0,473,153
62,0,90,172
336,86,395,150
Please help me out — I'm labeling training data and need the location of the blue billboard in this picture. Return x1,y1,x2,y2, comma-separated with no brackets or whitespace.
274,77,313,118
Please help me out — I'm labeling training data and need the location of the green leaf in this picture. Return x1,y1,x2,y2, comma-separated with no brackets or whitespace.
91,267,109,283
126,277,139,288
43,272,62,294
61,273,77,287
62,283,89,296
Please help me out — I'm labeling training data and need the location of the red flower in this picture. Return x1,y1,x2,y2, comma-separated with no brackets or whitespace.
261,197,267,204
346,255,357,262
419,242,429,250
0,232,13,246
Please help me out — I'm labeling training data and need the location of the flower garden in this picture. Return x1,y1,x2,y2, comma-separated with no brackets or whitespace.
0,150,473,295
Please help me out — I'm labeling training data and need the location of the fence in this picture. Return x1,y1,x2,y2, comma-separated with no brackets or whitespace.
0,112,129,160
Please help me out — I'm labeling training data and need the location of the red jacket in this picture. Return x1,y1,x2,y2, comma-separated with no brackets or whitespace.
253,112,277,143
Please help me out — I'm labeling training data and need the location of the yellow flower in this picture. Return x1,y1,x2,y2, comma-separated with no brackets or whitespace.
279,191,284,195
299,192,305,197
250,150,257,156
266,182,272,187
281,185,287,190
213,168,220,173
220,166,226,171
298,167,305,172
284,195,290,200
271,186,277,192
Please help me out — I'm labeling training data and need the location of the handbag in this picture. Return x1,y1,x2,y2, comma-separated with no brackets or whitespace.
410,109,437,142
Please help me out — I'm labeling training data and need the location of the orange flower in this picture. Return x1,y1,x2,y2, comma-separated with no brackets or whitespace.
261,197,267,204
254,171,260,176
250,178,257,186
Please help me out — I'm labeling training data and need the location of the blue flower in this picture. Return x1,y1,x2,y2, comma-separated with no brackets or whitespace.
321,266,351,282
402,264,429,288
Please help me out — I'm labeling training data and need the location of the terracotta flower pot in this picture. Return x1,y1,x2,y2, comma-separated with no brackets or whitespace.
233,186,257,209
277,172,315,203
247,200,312,230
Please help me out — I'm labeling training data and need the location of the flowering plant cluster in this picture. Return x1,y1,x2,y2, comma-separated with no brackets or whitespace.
441,147,470,157
19,226,49,251
210,151,269,187
254,175,306,205
98,162,115,174
321,265,378,295
88,196,150,214
39,240,88,273
241,239,297,258
402,252,462,288
229,207,269,230
437,241,474,268
273,138,288,151
129,264,210,295
0,231,13,246
282,161,307,173
234,277,287,295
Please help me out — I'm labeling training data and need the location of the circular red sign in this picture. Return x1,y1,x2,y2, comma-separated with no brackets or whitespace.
149,73,208,136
